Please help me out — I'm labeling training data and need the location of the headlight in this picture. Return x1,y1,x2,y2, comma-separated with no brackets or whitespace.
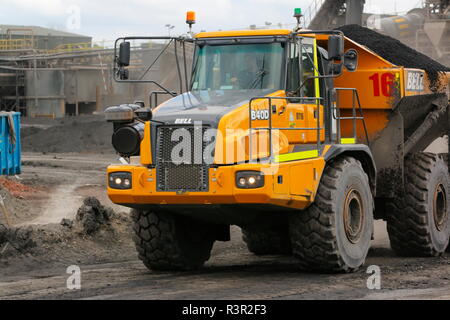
109,172,132,189
236,171,264,189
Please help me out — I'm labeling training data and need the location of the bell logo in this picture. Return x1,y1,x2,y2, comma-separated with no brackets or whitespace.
175,118,192,124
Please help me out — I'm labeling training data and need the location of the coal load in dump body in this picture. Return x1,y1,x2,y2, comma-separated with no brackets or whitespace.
336,25,450,89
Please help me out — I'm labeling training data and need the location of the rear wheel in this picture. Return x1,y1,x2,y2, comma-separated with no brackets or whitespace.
387,153,450,256
289,156,374,273
242,224,292,255
132,210,215,271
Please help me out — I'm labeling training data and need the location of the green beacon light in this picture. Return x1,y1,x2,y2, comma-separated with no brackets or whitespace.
293,8,303,31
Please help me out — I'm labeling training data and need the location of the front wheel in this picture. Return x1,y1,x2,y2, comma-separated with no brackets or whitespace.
131,210,215,271
289,156,374,273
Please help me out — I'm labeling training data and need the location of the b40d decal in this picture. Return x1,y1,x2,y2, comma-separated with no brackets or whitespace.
406,71,424,92
251,109,270,121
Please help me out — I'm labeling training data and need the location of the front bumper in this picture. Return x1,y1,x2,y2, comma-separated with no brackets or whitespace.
106,160,323,210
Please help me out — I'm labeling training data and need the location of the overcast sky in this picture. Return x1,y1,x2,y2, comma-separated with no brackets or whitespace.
0,0,424,42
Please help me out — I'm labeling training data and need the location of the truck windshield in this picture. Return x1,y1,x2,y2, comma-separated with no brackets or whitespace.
191,43,284,91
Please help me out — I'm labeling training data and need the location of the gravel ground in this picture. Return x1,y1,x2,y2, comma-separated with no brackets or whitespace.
0,154,449,300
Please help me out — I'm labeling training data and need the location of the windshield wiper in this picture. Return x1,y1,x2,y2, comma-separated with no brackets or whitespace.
249,54,267,89
249,70,268,89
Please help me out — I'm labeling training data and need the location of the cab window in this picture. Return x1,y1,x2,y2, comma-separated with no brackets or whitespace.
301,43,316,99
286,38,319,102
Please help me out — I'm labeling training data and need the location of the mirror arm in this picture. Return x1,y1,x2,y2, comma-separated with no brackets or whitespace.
134,118,167,125
150,119,166,125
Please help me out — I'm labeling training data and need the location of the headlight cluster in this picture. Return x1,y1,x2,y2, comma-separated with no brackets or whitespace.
109,172,132,190
236,171,264,189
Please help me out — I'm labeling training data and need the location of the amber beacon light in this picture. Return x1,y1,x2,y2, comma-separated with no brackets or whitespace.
186,11,196,25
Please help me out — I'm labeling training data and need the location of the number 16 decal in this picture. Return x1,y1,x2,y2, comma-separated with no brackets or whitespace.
369,73,395,97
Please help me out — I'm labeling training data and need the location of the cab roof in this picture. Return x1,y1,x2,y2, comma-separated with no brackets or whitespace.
195,29,292,38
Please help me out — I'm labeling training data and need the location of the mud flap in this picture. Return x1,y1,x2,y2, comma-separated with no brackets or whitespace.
371,111,404,199
371,93,449,199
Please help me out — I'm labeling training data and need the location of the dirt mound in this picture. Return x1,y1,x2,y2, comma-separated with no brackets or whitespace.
0,223,7,243
75,197,116,234
0,225,35,254
21,116,114,154
0,197,134,275
336,25,450,90
21,126,43,138
0,184,41,225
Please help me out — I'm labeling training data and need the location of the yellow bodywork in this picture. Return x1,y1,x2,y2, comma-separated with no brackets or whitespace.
108,150,326,210
195,29,291,38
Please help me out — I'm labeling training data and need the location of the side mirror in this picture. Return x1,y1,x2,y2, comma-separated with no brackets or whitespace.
118,41,131,67
343,49,358,72
328,35,344,61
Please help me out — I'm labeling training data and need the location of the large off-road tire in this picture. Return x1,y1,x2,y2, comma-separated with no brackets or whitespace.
387,153,450,256
131,210,215,271
242,224,292,255
439,153,450,253
289,156,374,273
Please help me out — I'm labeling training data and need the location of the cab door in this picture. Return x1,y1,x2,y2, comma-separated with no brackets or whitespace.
273,37,325,195
273,37,324,147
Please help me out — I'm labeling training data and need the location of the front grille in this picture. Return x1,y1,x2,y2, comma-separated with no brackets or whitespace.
156,126,209,192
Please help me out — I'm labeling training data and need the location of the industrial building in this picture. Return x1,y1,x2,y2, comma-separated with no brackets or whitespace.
0,24,92,51
0,25,183,118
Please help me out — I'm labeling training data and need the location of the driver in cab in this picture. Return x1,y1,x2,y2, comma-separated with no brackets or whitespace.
230,54,266,89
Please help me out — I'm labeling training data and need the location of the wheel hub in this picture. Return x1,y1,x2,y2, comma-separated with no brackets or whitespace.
343,188,365,244
433,184,448,232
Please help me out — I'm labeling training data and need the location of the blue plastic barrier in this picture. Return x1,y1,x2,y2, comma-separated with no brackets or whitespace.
0,112,21,175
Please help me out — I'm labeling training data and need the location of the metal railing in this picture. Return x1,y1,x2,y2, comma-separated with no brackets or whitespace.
303,0,327,28
0,39,116,53
333,88,370,145
0,39,36,51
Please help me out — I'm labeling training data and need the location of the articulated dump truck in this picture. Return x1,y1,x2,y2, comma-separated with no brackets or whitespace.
105,13,450,273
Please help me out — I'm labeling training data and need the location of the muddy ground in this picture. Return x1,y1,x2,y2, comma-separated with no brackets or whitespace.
0,152,448,300
0,117,448,300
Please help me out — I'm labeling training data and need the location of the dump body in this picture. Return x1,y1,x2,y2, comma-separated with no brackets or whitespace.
316,35,450,201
